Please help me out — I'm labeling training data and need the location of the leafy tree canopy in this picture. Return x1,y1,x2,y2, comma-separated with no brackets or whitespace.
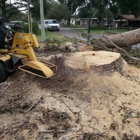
58,0,85,14
47,2,71,21
115,0,140,17
0,0,27,21
30,0,53,21
78,5,98,18
58,0,86,25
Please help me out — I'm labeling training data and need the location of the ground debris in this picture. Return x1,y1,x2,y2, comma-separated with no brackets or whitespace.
0,50,140,139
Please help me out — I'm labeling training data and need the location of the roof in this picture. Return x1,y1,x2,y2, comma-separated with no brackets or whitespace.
116,14,140,21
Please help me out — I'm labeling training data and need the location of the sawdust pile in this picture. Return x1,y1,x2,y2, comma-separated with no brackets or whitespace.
0,51,140,140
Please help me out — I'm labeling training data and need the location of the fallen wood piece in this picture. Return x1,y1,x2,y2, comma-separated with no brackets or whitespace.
93,38,111,51
24,96,42,113
91,28,140,48
102,35,140,62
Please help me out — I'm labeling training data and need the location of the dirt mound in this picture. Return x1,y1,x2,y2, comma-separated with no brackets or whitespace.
0,51,140,140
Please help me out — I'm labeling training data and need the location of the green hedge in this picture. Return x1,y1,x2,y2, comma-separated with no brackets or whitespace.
21,22,39,34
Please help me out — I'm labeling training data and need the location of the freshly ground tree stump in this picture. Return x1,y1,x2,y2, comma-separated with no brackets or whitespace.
40,51,125,77
63,51,124,75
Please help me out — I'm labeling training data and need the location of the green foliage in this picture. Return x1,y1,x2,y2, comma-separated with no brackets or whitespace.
105,9,114,23
58,0,85,25
30,0,53,21
78,5,98,18
1,0,140,26
36,30,64,41
32,22,39,34
90,26,109,30
109,3,120,18
20,22,28,33
58,0,85,14
21,22,39,34
115,0,140,16
78,7,89,18
93,0,110,26
0,0,20,20
47,2,71,21
10,13,27,22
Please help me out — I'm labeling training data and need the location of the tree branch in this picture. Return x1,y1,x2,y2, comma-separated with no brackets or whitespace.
102,36,140,61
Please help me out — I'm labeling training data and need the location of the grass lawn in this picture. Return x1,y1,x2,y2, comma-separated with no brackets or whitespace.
74,27,128,34
90,28,128,34
36,30,64,42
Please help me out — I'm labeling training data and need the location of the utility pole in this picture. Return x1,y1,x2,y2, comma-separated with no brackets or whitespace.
27,0,31,33
40,0,45,41
87,0,92,45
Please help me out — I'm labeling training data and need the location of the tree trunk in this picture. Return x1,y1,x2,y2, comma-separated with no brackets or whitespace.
94,28,140,48
1,0,6,19
67,17,71,26
100,8,105,26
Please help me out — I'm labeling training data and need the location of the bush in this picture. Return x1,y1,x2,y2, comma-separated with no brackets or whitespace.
32,22,39,34
20,22,39,34
20,22,28,33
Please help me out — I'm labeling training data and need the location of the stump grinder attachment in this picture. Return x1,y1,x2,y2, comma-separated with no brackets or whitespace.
0,20,57,83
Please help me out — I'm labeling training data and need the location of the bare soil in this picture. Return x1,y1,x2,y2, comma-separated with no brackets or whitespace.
0,50,140,140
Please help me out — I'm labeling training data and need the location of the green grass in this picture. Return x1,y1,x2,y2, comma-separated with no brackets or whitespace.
74,27,128,34
36,30,64,41
90,29,128,34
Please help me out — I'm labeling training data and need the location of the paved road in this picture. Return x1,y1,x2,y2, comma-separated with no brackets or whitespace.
59,28,100,41
59,28,85,40
39,24,101,41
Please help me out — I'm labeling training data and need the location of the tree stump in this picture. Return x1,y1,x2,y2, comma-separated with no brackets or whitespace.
63,51,124,76
39,51,125,77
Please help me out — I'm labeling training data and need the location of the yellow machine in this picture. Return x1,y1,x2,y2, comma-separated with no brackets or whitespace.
0,18,56,83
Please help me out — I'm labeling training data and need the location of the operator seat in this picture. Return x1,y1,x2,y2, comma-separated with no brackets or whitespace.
0,17,6,48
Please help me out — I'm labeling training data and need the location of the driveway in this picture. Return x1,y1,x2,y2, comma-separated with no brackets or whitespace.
59,27,100,41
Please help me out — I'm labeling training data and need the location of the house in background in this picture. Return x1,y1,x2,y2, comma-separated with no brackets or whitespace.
80,18,99,27
68,15,140,29
70,17,115,27
70,18,99,27
70,18,80,25
115,14,140,29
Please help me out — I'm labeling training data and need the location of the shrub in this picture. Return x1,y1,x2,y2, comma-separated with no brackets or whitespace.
32,22,39,34
20,22,28,33
20,22,39,34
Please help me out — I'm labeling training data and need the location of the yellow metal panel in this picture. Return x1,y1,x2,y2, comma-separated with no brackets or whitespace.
0,32,57,80
0,49,9,53
32,34,39,47
11,33,39,49
18,61,54,78
11,47,37,61
9,53,28,59
0,55,11,61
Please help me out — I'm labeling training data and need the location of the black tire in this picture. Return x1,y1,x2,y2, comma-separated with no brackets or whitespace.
0,62,8,83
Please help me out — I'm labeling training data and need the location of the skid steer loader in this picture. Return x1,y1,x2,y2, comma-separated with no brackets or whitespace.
0,17,57,83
